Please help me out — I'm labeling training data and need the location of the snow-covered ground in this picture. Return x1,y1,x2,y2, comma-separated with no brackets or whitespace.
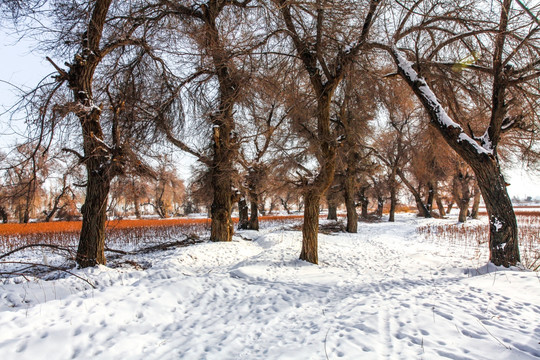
1,214,539,359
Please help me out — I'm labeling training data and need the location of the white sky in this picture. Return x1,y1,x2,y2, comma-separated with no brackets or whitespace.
1,28,540,199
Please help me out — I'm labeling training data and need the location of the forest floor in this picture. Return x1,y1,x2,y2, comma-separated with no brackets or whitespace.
0,213,539,359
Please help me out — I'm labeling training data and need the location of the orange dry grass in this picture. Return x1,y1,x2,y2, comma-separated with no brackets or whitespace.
0,218,213,236
0,215,308,253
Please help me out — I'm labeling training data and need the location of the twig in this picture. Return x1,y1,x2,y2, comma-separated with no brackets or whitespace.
476,318,511,350
324,327,331,360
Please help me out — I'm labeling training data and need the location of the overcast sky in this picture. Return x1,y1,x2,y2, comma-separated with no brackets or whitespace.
1,28,540,199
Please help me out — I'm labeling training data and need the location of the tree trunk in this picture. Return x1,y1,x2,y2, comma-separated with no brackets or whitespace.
397,169,431,218
248,196,259,231
458,199,469,223
376,196,384,218
344,175,358,233
280,197,292,214
426,182,435,213
327,205,337,220
238,197,249,230
446,201,454,214
300,191,321,264
134,197,141,219
470,186,481,219
359,186,369,219
0,206,7,223
326,188,339,220
435,186,446,217
389,185,397,222
453,167,472,223
474,163,519,266
77,164,110,267
210,155,233,242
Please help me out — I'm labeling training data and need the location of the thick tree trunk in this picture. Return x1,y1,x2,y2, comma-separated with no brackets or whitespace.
471,186,481,219
458,199,469,223
300,191,321,264
389,186,397,222
77,167,110,267
474,163,519,266
210,160,233,242
238,197,249,230
435,187,446,217
0,206,8,223
248,197,259,230
359,186,369,219
376,196,384,218
327,205,337,220
447,201,454,214
344,175,358,233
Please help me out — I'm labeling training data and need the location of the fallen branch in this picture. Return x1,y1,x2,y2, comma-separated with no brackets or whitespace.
0,261,95,289
0,243,74,260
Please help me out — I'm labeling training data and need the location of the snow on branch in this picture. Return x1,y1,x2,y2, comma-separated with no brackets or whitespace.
390,44,493,156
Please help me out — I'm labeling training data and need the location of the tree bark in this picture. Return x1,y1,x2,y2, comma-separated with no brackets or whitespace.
389,183,397,222
0,206,8,223
359,186,369,219
471,186,481,219
238,197,249,230
376,196,384,218
300,191,321,264
344,174,358,233
327,205,337,220
248,197,259,230
210,147,234,241
77,168,110,267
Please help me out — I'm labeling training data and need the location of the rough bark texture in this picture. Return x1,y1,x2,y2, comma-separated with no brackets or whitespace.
248,197,259,231
238,197,249,230
0,206,8,223
69,0,115,267
77,172,110,267
376,196,384,218
471,186,481,219
389,185,397,222
300,191,321,264
327,205,337,220
359,186,369,219
204,3,239,242
343,175,358,233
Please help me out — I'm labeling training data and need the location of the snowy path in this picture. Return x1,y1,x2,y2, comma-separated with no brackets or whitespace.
1,214,539,359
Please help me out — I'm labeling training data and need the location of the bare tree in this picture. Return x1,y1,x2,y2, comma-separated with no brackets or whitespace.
376,0,540,266
3,1,170,266
159,0,261,242
274,0,380,263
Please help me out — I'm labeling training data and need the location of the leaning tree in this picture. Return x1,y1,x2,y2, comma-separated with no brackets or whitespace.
377,0,540,266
